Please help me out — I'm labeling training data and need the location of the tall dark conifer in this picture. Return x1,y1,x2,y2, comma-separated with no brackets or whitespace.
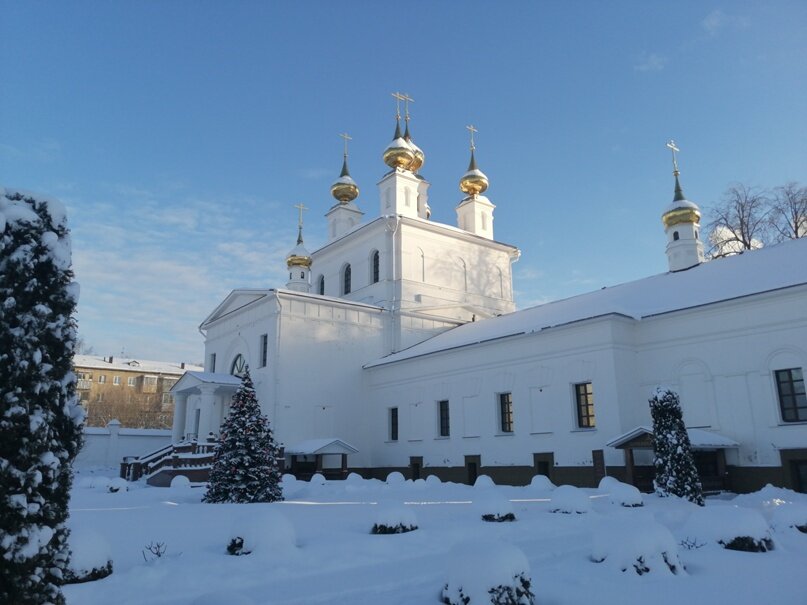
649,387,704,506
0,190,84,604
203,367,283,503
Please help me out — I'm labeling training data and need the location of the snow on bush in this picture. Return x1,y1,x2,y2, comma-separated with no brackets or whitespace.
386,471,406,485
679,505,774,552
64,528,113,584
191,591,256,605
90,476,112,491
226,507,297,556
770,503,807,534
346,472,364,484
528,474,555,491
170,475,191,489
442,540,534,605
107,477,129,493
549,485,591,514
605,481,643,507
309,473,327,486
473,474,496,489
598,476,621,491
591,516,682,575
372,505,418,534
477,494,516,522
426,474,442,486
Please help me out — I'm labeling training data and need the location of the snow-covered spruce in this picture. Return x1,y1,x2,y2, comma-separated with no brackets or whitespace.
371,505,418,534
63,528,113,584
478,494,516,522
679,505,774,552
591,517,682,575
226,508,296,556
549,485,591,514
442,540,535,605
0,189,84,605
649,387,704,506
203,367,283,504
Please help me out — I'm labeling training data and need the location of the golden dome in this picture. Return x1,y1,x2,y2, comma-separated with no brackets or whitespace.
330,156,359,204
286,227,312,268
661,173,701,228
383,118,415,170
404,121,425,173
459,149,489,196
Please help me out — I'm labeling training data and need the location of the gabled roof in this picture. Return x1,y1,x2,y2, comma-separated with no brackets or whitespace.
366,237,807,368
606,425,740,449
171,371,242,394
200,289,271,328
285,438,359,456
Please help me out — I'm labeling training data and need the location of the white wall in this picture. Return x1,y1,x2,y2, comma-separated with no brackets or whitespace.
75,422,171,468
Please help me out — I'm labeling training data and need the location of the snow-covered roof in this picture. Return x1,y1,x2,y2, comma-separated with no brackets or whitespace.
171,371,242,394
74,355,202,375
285,438,359,455
606,425,740,449
367,237,807,367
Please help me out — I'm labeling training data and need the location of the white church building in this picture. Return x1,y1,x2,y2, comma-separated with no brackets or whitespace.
162,110,807,494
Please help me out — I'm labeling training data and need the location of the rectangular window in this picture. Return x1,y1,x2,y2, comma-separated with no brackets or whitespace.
438,400,450,437
98,374,106,384
575,382,595,428
209,353,216,372
113,376,121,386
127,376,135,387
162,392,174,406
499,392,514,433
389,407,398,441
260,334,268,368
776,368,807,422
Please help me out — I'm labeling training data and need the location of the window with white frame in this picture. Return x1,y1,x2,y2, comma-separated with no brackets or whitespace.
574,382,595,428
98,374,106,384
113,376,121,386
127,376,135,387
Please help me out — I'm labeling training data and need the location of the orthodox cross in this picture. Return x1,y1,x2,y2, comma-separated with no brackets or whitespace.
400,92,414,121
391,91,407,119
666,139,680,175
293,203,308,229
338,132,352,157
466,124,478,150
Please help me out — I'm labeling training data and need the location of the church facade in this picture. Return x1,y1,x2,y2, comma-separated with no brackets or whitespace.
169,111,807,493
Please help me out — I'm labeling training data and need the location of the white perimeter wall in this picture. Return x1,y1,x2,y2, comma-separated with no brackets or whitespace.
75,422,171,468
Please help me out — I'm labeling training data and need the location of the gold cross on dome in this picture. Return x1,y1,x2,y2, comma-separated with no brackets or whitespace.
466,124,478,150
666,139,680,174
293,203,308,228
401,92,414,120
391,91,406,118
338,132,352,156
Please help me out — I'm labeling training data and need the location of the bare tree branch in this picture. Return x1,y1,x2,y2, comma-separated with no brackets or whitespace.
707,184,769,258
768,182,807,242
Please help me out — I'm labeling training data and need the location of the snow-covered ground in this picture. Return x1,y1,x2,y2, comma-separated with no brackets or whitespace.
65,468,807,605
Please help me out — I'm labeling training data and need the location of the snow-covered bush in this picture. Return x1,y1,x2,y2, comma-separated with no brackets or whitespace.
309,473,326,486
649,387,704,505
426,474,442,486
204,368,283,504
386,471,406,485
529,474,555,491
770,503,807,534
0,189,84,604
63,528,113,584
474,474,496,489
107,477,129,493
170,475,191,489
442,540,534,605
226,508,297,556
680,506,773,552
346,472,364,484
606,481,643,507
597,476,621,491
549,485,591,514
478,495,516,522
591,517,682,575
371,505,418,534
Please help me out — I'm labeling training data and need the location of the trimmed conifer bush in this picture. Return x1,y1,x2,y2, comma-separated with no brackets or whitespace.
0,189,84,604
203,367,283,503
649,387,704,506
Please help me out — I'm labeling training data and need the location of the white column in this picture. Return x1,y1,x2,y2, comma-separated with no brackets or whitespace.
172,393,188,443
197,385,217,439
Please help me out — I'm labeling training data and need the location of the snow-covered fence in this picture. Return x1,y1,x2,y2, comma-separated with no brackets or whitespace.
74,420,172,469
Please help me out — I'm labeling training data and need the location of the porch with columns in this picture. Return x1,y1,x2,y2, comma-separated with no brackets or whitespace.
170,371,242,443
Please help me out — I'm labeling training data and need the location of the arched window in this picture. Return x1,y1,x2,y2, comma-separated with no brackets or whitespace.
317,275,325,295
371,250,380,284
673,231,680,241
300,271,305,279
343,264,352,295
230,354,247,377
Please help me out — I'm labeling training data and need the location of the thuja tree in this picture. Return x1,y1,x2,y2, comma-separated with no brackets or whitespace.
203,366,283,503
649,387,704,506
0,190,84,604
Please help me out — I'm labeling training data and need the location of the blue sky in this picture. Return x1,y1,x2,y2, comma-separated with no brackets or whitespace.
2,2,805,363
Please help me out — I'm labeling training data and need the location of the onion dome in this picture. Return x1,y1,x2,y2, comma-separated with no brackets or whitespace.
383,117,415,170
661,172,701,228
330,155,360,204
459,148,489,196
286,225,312,268
403,120,425,173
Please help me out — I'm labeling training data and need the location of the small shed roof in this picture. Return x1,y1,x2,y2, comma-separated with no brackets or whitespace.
606,426,740,450
171,371,242,394
285,438,359,456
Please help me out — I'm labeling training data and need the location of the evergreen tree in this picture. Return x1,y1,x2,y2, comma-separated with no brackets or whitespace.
0,190,84,604
203,366,283,503
649,386,704,506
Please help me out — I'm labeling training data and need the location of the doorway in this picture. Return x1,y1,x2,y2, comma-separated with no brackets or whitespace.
465,455,481,485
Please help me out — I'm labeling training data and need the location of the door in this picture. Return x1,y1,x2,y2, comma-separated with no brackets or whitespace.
465,455,481,485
